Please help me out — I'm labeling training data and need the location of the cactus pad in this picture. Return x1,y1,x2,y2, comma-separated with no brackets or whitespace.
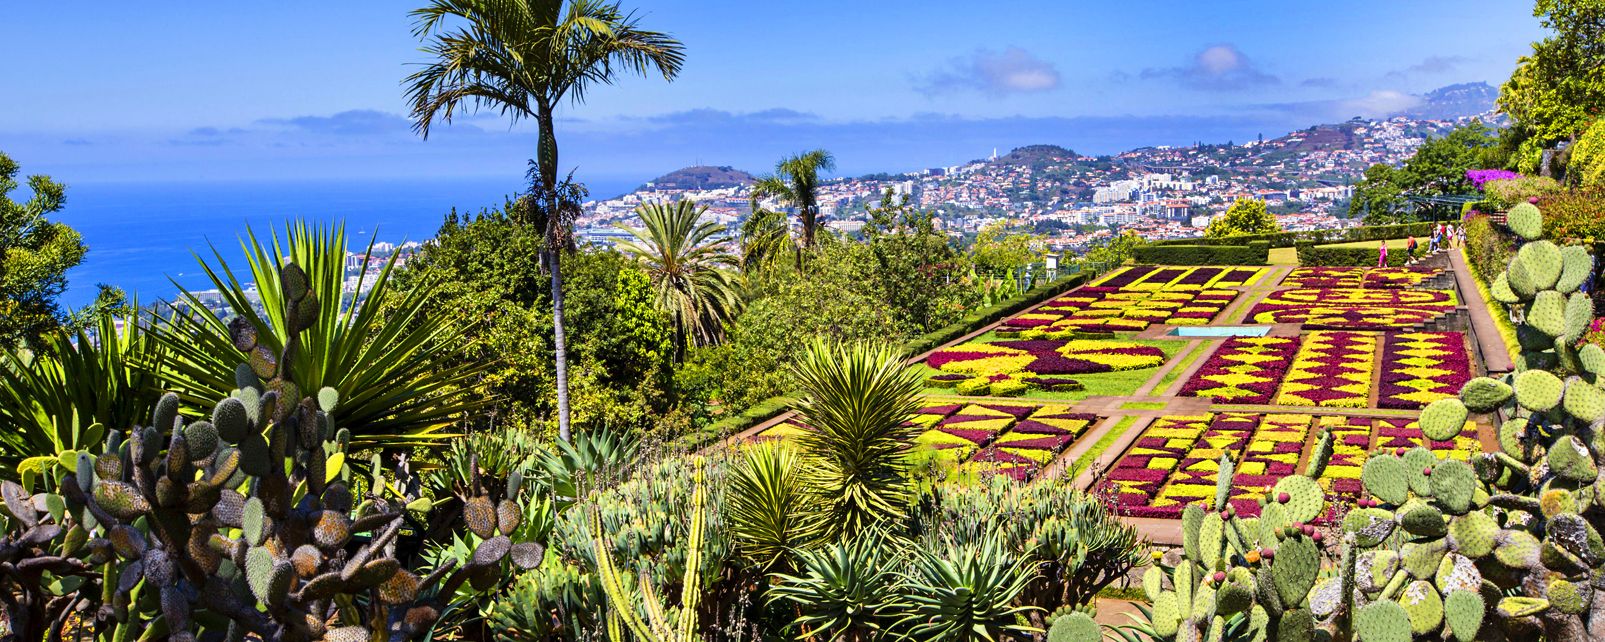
1565,292,1593,342
1399,580,1444,635
94,481,151,521
1547,435,1597,482
245,547,290,606
1400,502,1447,537
1447,511,1497,559
1507,202,1543,240
1514,369,1563,412
213,398,251,444
1362,454,1410,505
1402,448,1435,497
1429,459,1475,514
1047,612,1100,642
1458,377,1513,413
1151,592,1180,637
1419,399,1469,442
1401,539,1448,579
1442,590,1483,642
1491,271,1520,303
242,497,266,547
1344,507,1396,547
1355,600,1411,642
463,497,497,540
312,511,351,549
1273,535,1318,606
1527,290,1567,338
1564,376,1605,422
153,392,180,432
1517,240,1562,289
1433,553,1481,595
1271,475,1324,524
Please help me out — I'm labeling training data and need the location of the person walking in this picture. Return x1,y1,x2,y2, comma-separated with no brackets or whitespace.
1429,225,1440,254
1406,236,1419,265
1379,239,1389,267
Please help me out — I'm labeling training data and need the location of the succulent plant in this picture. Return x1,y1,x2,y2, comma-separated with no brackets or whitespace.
51,259,530,642
1336,204,1605,640
0,476,103,641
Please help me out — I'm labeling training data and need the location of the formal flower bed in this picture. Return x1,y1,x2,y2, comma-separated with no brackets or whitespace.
925,339,1167,395
1279,267,1440,290
1319,415,1373,501
1089,265,1267,290
1249,288,1456,329
1372,417,1480,461
1274,331,1378,408
1103,414,1216,518
1213,267,1268,287
1228,413,1315,511
755,402,1100,482
998,286,1239,334
1378,332,1471,409
1178,336,1301,403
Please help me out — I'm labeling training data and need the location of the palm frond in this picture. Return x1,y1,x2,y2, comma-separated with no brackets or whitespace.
615,200,741,350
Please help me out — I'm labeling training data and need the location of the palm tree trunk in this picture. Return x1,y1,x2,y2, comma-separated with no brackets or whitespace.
537,106,572,442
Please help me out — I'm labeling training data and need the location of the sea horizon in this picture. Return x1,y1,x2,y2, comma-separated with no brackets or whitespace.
55,175,641,309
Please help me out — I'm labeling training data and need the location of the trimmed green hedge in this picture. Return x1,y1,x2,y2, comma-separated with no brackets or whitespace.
1132,241,1269,265
674,394,796,452
1152,222,1435,248
1295,243,1411,267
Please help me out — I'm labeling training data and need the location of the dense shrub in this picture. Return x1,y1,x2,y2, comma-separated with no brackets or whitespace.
1482,175,1562,210
1131,241,1269,265
1294,242,1409,267
1462,213,1514,280
1570,117,1605,189
1536,188,1605,241
1153,222,1433,248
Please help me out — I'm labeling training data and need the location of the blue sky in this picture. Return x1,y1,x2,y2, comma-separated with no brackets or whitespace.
1,1,1547,194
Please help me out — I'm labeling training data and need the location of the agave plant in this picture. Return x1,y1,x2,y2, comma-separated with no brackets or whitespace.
724,441,824,571
892,533,1042,641
790,339,925,540
147,222,488,450
0,306,163,478
768,530,901,642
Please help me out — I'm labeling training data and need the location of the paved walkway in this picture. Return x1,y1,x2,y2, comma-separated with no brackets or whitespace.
1450,248,1515,373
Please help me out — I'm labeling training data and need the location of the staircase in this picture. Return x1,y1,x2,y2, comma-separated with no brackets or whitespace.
1414,248,1453,271
1421,272,1456,290
1401,307,1471,333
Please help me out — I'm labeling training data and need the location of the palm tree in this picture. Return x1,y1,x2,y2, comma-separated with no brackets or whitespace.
615,200,741,354
405,0,685,441
790,339,924,541
737,206,795,273
750,149,835,249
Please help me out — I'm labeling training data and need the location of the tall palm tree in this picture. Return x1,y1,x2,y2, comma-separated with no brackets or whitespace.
614,200,741,354
737,206,795,273
405,0,685,442
750,149,835,249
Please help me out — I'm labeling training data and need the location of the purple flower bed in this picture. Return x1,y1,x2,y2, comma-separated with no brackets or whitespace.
1173,267,1224,286
991,340,1165,375
1467,168,1521,190
1096,266,1159,288
937,428,996,445
1378,332,1471,410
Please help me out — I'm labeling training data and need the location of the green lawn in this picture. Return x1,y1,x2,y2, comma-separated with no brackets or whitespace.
1147,341,1211,396
1066,415,1140,481
1267,246,1298,266
919,338,1188,401
1120,401,1168,410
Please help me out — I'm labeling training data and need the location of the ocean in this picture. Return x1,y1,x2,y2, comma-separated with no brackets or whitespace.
54,176,638,308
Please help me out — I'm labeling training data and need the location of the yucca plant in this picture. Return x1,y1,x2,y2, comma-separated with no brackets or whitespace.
791,339,924,540
892,534,1042,642
768,530,901,642
0,306,163,479
725,441,824,571
147,222,489,450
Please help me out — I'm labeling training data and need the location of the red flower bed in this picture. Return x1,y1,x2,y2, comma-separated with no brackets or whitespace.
1378,332,1471,410
1178,336,1301,404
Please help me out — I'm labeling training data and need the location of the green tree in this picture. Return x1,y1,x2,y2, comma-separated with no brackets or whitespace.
393,208,676,437
969,221,1039,275
1398,121,1497,196
615,200,742,355
860,190,977,333
1349,163,1410,224
1498,0,1605,161
406,0,685,442
738,206,795,272
751,150,836,249
0,152,82,348
1204,198,1281,238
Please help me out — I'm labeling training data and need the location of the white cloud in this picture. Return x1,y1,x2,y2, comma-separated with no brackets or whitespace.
917,47,1063,96
1140,44,1280,91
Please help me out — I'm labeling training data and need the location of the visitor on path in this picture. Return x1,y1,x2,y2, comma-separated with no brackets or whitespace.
1406,236,1419,264
1429,225,1440,253
1379,239,1389,267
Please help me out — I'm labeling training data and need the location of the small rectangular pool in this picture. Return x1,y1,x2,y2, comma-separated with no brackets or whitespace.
1167,326,1272,338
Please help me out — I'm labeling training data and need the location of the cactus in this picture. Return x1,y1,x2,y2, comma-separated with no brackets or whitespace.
45,259,528,642
1339,204,1605,641
1048,612,1103,642
594,457,710,642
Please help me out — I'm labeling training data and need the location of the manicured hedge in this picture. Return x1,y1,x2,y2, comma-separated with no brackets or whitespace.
675,394,796,452
1295,243,1410,267
1152,222,1435,248
1132,241,1269,265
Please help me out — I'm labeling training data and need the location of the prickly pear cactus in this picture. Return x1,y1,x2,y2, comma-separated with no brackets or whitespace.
1133,436,1341,642
58,259,530,642
1346,203,1604,640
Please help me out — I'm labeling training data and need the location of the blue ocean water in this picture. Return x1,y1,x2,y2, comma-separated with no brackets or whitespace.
56,176,634,308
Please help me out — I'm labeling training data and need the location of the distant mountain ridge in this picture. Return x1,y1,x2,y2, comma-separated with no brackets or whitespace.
1403,82,1498,120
